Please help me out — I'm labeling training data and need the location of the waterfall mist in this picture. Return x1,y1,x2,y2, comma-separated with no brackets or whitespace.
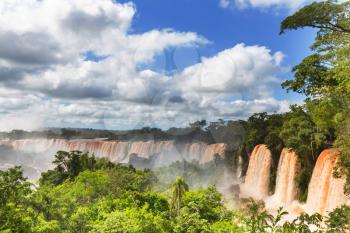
0,144,53,182
0,138,243,202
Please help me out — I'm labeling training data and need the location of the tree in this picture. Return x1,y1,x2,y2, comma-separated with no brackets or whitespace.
171,176,189,216
281,213,323,233
241,198,273,233
325,205,350,233
240,198,338,232
279,105,328,201
211,220,244,233
190,120,207,129
0,167,34,232
173,208,211,233
91,207,168,233
181,186,225,223
245,112,269,152
33,163,157,232
280,1,350,35
61,128,79,140
280,106,319,163
39,151,116,186
280,0,350,196
280,0,350,99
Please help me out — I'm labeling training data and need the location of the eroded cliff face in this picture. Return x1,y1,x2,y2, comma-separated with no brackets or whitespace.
306,149,350,215
240,144,273,200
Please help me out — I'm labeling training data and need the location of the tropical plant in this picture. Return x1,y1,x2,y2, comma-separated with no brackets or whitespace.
171,176,189,216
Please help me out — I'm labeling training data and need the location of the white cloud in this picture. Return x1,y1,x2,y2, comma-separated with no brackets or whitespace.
176,44,283,97
219,0,231,8
219,0,311,10
0,0,292,131
0,0,206,99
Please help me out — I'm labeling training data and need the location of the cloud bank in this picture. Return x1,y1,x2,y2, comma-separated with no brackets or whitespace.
0,0,290,131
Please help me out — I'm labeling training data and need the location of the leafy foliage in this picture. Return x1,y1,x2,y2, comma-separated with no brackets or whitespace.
280,0,350,196
39,150,118,186
92,206,168,233
280,1,350,34
325,205,350,232
0,167,33,232
242,112,285,192
171,176,189,216
0,152,349,232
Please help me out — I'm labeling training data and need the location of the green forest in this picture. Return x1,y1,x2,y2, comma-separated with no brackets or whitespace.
1,0,350,232
1,151,349,233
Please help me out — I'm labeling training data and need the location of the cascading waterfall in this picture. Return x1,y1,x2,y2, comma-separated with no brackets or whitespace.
240,146,350,216
273,148,299,206
324,170,350,214
183,142,226,164
0,138,226,168
264,148,299,214
2,138,350,215
240,144,273,200
305,149,350,215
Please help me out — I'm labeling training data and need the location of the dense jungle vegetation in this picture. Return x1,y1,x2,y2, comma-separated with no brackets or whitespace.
1,151,349,233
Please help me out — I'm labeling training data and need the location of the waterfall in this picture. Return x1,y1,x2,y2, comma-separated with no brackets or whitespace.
239,147,349,216
306,149,350,215
182,142,226,164
264,148,299,213
0,138,227,174
273,148,298,206
240,144,273,200
324,171,350,214
3,138,349,215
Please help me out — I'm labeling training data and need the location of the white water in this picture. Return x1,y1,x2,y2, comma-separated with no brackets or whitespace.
305,149,350,215
243,147,350,216
0,138,226,180
267,148,298,209
240,144,273,200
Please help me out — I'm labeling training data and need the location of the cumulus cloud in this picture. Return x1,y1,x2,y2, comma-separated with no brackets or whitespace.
0,0,206,97
175,44,283,97
0,32,63,66
0,0,292,131
219,0,311,10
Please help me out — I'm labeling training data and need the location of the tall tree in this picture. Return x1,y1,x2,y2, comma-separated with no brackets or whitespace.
171,176,189,216
280,0,350,195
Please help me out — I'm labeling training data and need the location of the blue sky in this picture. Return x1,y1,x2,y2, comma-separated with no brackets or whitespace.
0,0,317,131
122,0,315,101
